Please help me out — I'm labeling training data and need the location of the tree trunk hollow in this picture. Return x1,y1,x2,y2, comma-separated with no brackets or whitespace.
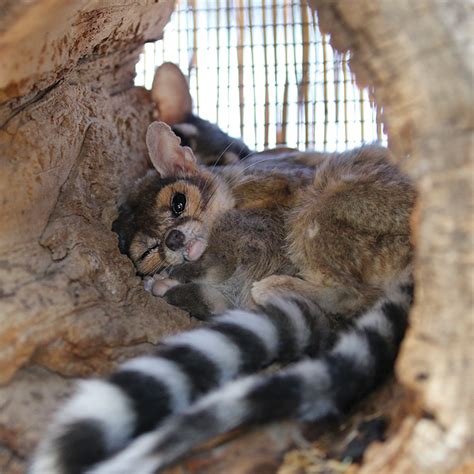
0,1,472,473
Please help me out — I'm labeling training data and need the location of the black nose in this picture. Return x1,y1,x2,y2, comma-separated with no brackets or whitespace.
165,229,185,251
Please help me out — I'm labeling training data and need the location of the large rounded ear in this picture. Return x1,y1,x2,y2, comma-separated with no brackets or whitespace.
151,62,193,124
146,121,197,177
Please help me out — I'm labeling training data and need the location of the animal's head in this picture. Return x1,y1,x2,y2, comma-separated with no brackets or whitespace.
113,122,234,276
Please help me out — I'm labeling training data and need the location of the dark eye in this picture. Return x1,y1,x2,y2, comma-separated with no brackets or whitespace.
171,192,186,216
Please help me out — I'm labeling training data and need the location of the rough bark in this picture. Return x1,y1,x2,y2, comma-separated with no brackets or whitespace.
0,1,196,470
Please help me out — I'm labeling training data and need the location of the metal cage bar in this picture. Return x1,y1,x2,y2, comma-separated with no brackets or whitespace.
135,0,386,151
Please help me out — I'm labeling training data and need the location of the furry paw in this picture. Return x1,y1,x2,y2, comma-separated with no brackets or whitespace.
251,275,293,306
153,278,180,297
144,275,180,297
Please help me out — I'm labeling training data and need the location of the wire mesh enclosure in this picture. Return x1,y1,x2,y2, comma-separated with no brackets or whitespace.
135,0,386,151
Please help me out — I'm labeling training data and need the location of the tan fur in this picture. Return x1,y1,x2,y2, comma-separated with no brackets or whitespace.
285,146,415,312
116,122,416,318
156,182,202,217
127,174,234,276
232,175,300,209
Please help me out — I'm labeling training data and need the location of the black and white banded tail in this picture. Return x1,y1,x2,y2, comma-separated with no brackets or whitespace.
30,277,412,474
30,295,338,473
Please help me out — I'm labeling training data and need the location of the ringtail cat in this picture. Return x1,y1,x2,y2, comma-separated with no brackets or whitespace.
112,122,414,318
30,122,416,474
151,62,252,166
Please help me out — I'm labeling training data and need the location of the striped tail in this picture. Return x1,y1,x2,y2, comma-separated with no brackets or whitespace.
86,281,412,474
29,296,339,474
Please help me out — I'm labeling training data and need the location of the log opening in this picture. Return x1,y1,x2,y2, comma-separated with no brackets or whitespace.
0,1,472,472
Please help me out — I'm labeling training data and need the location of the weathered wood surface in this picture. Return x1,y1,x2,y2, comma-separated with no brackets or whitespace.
0,1,196,471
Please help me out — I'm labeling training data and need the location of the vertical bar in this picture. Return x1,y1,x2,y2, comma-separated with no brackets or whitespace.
322,33,329,150
160,12,165,62
311,6,318,148
247,0,259,150
342,52,349,147
215,0,221,123
190,0,199,114
177,0,182,66
186,0,194,93
359,88,365,142
291,1,301,148
236,0,245,138
279,0,290,146
226,0,232,131
142,42,147,86
300,1,310,147
376,105,383,142
205,0,215,122
272,0,279,146
262,0,270,148
334,53,341,149
351,72,358,146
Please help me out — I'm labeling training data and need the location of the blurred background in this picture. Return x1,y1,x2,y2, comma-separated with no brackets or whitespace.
135,0,386,151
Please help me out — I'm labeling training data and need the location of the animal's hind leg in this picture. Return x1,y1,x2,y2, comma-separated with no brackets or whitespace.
251,275,317,306
163,283,229,321
252,274,372,315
